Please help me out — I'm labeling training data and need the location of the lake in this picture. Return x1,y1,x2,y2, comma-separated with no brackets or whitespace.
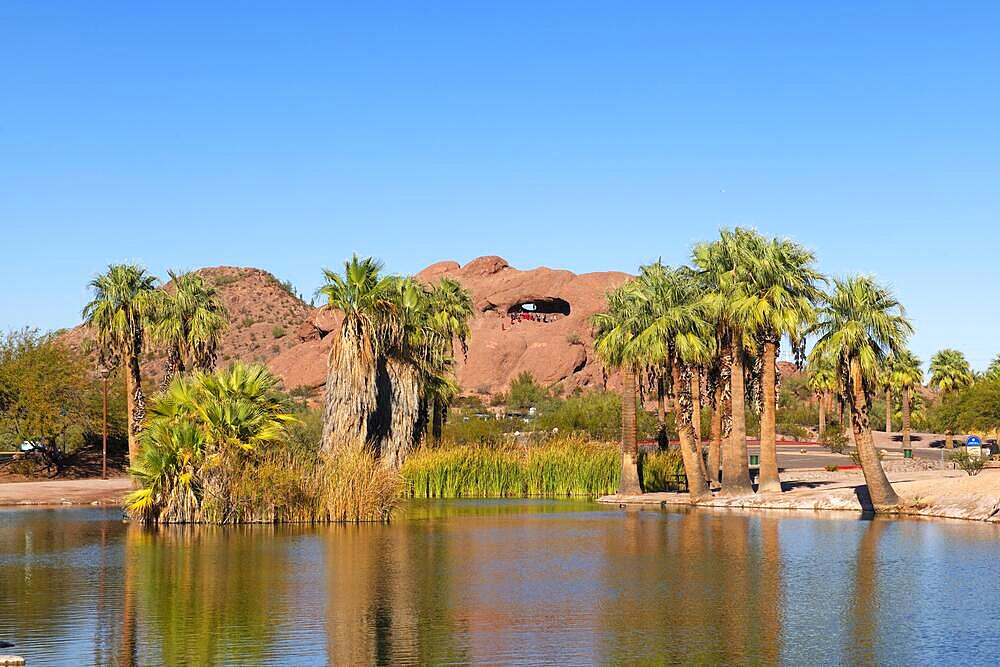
2,500,999,666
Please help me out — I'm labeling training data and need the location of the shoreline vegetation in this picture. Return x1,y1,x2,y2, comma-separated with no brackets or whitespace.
4,229,1000,524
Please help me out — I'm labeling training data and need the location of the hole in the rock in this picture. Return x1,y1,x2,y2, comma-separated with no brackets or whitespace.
507,298,571,317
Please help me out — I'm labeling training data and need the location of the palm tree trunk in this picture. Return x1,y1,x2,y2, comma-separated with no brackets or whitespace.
125,349,145,468
431,397,444,442
818,393,826,436
758,341,781,493
722,348,754,495
382,359,421,470
884,387,892,433
672,362,711,501
848,357,899,509
902,386,911,451
708,383,723,489
322,326,377,455
691,369,703,448
656,374,667,450
618,370,642,495
945,431,954,449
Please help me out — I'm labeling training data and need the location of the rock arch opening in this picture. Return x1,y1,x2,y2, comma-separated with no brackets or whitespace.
507,298,571,320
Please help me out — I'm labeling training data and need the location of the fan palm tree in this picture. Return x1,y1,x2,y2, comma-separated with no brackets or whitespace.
594,281,646,495
694,228,760,496
424,278,474,442
152,270,229,388
890,351,923,453
736,235,822,493
630,263,713,501
929,348,974,448
82,264,160,466
983,354,1000,381
812,276,912,510
807,359,836,436
317,255,399,455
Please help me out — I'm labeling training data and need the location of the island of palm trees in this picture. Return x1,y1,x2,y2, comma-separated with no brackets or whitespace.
3,227,997,523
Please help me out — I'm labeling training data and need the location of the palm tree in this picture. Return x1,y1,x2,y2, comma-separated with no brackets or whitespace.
983,354,1000,381
890,351,923,454
812,276,912,510
317,255,399,455
594,281,645,495
630,264,714,501
929,348,974,448
82,264,160,466
737,235,822,493
694,228,759,496
152,270,229,388
424,278,473,442
807,359,836,436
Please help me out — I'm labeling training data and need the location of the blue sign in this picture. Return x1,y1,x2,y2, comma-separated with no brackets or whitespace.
967,436,982,447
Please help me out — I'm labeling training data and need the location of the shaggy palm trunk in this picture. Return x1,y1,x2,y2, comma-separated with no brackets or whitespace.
848,357,899,509
708,384,723,489
902,386,912,451
322,326,377,455
656,375,667,450
160,345,182,391
382,360,421,470
945,431,954,449
722,349,753,495
672,362,711,501
884,387,892,433
758,341,781,493
691,370,703,447
125,349,145,468
618,370,642,495
818,393,826,436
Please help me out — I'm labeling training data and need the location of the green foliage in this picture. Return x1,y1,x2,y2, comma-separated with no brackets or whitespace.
534,390,624,440
776,422,809,440
929,349,974,395
506,371,550,410
947,449,986,476
822,425,849,453
641,449,686,492
926,380,1000,435
441,414,506,446
824,464,839,472
271,325,287,339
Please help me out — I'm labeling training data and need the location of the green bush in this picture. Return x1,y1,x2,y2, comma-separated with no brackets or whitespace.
822,425,850,453
641,449,686,492
948,449,986,476
441,416,507,446
271,325,286,339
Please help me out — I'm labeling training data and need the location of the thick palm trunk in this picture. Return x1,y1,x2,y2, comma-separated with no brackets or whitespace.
758,341,781,493
618,370,642,495
884,387,892,433
382,359,421,470
321,327,377,455
656,375,667,450
848,357,899,509
722,349,753,495
902,386,912,451
160,344,182,391
691,369,703,447
672,362,711,501
945,431,954,449
708,383,723,488
125,350,145,468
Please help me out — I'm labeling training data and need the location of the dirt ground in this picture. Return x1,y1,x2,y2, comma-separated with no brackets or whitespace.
0,477,134,506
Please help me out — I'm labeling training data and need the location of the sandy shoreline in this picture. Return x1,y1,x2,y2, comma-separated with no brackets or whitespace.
600,468,1000,523
0,477,133,508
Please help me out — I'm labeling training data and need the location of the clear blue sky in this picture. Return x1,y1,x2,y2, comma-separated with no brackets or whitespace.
3,3,999,370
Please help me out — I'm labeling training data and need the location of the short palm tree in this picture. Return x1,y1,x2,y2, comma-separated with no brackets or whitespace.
807,359,836,436
929,348,974,448
152,270,229,387
594,280,646,495
82,264,160,466
890,351,923,453
424,278,473,441
317,255,399,455
812,276,912,509
983,354,1000,381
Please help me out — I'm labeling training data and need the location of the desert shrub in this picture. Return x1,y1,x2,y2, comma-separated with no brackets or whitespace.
824,464,839,472
241,316,256,328
441,415,507,446
822,425,850,453
777,422,809,440
947,449,986,476
271,325,286,339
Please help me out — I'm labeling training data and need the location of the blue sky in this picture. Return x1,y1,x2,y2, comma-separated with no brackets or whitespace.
3,3,998,370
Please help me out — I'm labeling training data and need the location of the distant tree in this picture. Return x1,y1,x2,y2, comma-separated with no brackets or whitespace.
929,348,974,448
890,351,923,452
506,371,550,411
152,270,229,387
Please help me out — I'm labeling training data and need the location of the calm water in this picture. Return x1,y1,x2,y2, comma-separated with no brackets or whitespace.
2,501,999,666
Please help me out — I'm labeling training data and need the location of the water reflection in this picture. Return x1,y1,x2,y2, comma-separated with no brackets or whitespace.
1,504,1000,665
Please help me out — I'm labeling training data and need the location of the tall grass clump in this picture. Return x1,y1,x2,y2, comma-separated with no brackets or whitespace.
402,436,668,498
640,449,686,492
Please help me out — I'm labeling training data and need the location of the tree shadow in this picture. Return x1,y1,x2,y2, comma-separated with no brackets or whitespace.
853,484,874,512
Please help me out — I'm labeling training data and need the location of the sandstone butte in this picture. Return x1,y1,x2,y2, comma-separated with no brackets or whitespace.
64,257,807,399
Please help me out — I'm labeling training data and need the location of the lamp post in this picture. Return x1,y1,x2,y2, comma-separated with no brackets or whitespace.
97,365,111,480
